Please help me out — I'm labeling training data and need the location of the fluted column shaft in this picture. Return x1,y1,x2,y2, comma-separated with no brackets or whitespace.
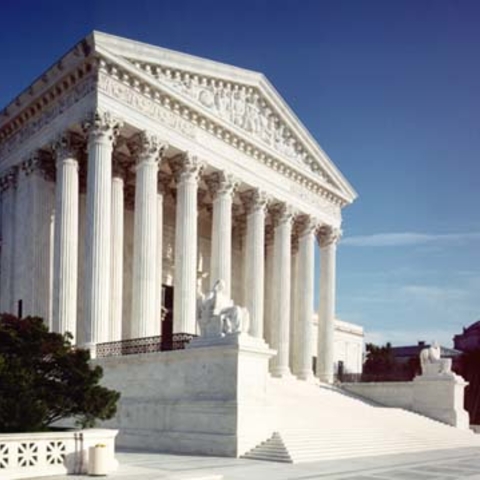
264,228,274,346
208,172,236,297
131,133,165,338
109,172,124,341
52,142,79,341
296,219,316,380
84,112,119,352
242,190,267,338
0,168,18,314
173,154,202,334
317,227,340,384
271,205,293,377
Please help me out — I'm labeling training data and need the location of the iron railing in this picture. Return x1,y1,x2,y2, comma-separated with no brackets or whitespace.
96,333,196,358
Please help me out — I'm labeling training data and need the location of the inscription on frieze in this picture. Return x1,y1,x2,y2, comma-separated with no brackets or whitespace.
98,73,196,139
289,182,340,219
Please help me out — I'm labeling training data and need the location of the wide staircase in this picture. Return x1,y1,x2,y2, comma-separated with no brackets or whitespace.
242,377,480,463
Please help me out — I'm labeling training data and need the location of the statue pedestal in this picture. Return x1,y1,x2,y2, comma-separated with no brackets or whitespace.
187,332,277,455
413,372,470,429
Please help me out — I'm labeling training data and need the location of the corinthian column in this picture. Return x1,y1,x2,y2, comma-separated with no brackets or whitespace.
109,157,126,342
207,171,237,297
295,216,317,380
270,204,294,377
83,111,121,353
241,189,268,338
52,133,80,342
317,225,341,384
130,132,167,339
171,153,203,334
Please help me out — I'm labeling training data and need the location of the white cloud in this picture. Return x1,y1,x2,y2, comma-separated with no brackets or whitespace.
400,284,468,302
342,232,480,247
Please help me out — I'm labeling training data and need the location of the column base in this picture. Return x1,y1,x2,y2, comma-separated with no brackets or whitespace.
296,371,315,382
317,373,334,384
271,367,293,379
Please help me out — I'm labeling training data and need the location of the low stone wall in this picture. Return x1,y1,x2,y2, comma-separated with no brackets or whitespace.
95,334,275,457
342,373,470,430
342,382,413,410
0,428,118,480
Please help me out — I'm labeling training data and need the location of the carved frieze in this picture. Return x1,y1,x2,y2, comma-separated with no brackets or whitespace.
97,72,195,139
289,182,341,218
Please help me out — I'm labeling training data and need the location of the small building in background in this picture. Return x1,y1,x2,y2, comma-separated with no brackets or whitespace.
454,320,480,353
311,315,364,375
391,341,462,368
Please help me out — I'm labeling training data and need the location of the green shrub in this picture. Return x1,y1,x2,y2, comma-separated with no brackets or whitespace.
0,314,120,432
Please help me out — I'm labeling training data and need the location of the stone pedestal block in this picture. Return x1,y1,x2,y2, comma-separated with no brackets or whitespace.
97,333,275,457
413,372,470,429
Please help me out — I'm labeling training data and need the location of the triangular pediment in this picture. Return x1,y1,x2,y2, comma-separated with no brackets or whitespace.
92,31,357,203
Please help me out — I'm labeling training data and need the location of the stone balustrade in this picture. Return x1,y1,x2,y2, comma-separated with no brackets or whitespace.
0,429,118,479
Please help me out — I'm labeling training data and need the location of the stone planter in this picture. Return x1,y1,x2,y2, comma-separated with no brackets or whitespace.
0,428,118,479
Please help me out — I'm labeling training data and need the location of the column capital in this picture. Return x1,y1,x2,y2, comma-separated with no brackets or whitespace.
52,132,83,165
128,131,168,167
297,214,319,238
20,150,56,182
82,110,123,145
316,225,342,248
170,152,203,183
206,170,238,199
240,189,269,215
270,203,295,228
0,166,19,193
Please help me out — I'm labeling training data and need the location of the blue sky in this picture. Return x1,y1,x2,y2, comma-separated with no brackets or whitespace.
1,0,479,347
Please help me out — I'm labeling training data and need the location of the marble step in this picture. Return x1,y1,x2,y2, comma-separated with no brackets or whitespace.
243,431,480,463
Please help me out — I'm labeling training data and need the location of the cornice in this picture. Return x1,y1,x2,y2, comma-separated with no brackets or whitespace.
0,62,97,156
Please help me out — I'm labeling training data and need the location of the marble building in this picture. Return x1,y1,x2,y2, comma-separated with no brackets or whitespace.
0,31,357,384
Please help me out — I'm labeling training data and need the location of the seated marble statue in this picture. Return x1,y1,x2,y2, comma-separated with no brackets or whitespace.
197,279,250,337
419,341,452,376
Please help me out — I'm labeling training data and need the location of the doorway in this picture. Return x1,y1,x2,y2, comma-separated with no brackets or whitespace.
161,285,174,350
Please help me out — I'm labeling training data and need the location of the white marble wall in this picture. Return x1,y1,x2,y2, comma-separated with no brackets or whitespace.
312,315,364,375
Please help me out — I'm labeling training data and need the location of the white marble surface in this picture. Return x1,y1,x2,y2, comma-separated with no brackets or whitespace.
52,152,79,342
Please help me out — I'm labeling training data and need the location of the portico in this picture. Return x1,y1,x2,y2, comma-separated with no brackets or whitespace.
0,31,357,383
